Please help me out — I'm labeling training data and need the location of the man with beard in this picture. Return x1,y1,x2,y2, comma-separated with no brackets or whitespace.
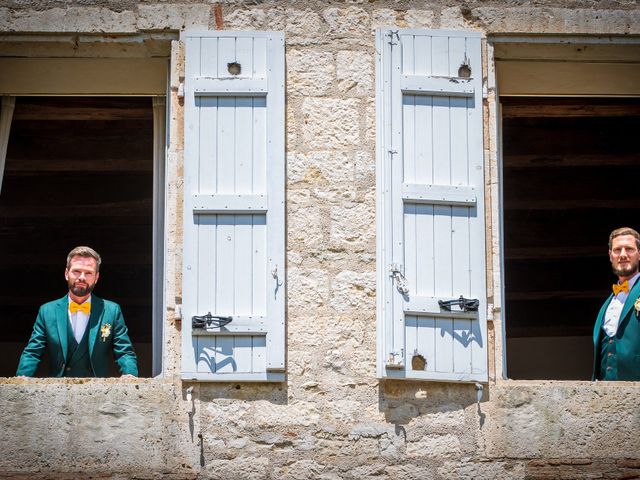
16,246,137,377
593,227,640,381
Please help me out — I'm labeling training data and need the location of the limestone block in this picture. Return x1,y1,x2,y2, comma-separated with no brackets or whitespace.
289,151,356,186
406,9,435,28
224,7,286,31
272,459,326,480
355,151,375,188
438,460,526,479
371,9,398,30
439,6,469,30
336,50,372,95
202,457,269,480
301,98,360,150
322,6,370,37
287,267,330,310
287,49,335,96
287,188,325,251
3,7,137,33
286,8,324,45
386,463,438,480
137,4,211,31
329,198,375,253
329,270,375,313
406,433,462,458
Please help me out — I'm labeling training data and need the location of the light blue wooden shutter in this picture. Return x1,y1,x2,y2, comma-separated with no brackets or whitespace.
376,29,487,382
182,31,285,382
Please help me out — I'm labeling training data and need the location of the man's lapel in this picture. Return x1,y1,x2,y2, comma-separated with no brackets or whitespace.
618,279,640,330
594,294,612,345
88,296,104,356
54,296,69,362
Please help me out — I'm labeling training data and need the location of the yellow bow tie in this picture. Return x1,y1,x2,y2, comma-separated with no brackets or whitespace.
612,281,629,296
69,301,91,314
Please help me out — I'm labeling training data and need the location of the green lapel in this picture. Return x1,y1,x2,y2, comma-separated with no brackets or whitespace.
87,296,104,356
618,278,640,331
594,294,612,345
54,296,69,362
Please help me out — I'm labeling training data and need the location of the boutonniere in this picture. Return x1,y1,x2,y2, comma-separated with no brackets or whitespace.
634,299,640,318
100,323,111,342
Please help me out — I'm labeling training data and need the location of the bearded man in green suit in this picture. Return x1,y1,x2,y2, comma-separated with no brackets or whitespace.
16,246,138,377
593,227,640,381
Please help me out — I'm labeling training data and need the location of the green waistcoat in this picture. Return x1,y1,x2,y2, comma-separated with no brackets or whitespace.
64,322,94,377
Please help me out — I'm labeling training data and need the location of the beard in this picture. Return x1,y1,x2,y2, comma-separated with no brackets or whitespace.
612,260,640,278
68,279,95,297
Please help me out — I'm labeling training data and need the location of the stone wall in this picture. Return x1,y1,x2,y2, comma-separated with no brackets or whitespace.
1,1,640,479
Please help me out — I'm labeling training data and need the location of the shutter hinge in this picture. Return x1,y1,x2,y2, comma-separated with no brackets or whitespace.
389,263,409,295
386,349,404,369
387,30,399,46
178,82,185,99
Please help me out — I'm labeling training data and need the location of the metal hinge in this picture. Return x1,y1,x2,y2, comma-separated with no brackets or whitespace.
389,263,409,295
388,30,399,46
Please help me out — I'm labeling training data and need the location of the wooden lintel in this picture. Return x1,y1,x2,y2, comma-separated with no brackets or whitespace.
13,105,153,121
505,245,602,260
0,198,151,218
5,158,152,173
504,198,632,211
504,153,639,169
502,104,640,118
507,290,603,301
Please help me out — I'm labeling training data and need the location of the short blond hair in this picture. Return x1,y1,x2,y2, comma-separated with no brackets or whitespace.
608,227,640,250
66,246,102,272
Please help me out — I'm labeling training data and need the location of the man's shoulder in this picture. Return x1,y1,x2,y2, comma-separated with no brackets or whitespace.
40,296,67,310
93,296,122,312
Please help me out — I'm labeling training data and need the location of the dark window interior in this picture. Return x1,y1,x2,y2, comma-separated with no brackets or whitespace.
0,97,153,377
503,97,640,380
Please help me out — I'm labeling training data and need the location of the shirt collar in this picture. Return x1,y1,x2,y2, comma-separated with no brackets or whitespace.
68,294,91,305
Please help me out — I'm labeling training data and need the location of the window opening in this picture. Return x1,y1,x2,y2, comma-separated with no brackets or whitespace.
0,96,154,377
502,97,640,380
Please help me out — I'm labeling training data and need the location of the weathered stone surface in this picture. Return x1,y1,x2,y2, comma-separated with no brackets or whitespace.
2,7,137,32
329,196,375,253
287,49,335,96
136,4,210,30
336,50,372,95
329,270,376,313
406,9,435,28
301,98,361,151
322,7,370,37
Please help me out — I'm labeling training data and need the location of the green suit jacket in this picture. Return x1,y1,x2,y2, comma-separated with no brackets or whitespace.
592,279,640,381
16,295,138,377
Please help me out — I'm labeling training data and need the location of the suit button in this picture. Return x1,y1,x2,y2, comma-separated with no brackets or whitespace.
608,353,613,357
607,367,612,371
609,339,614,344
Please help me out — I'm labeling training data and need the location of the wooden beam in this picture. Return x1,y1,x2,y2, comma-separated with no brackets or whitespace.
504,198,631,210
4,158,152,173
505,245,602,260
0,198,152,217
13,104,153,121
502,103,640,118
507,290,603,301
503,153,639,169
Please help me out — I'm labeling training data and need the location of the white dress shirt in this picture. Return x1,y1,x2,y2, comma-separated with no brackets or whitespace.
68,295,91,344
603,273,640,337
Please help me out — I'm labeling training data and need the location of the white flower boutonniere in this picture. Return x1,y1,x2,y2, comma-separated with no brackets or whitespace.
100,323,112,342
634,299,640,318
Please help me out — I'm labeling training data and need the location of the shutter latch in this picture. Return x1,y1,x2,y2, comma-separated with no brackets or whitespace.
192,312,233,330
389,263,409,295
438,296,479,312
